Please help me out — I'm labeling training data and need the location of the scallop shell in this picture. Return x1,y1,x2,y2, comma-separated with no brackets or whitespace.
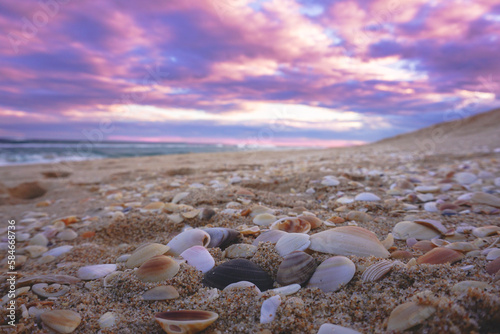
416,247,464,265
472,226,500,238
224,244,257,258
142,286,179,300
253,213,277,226
136,255,180,283
203,259,274,291
277,251,316,286
275,233,311,257
252,230,286,246
309,226,390,258
40,310,81,334
387,302,436,331
180,246,215,273
260,295,281,324
307,256,355,292
392,221,441,240
361,260,394,282
318,324,362,334
155,310,218,334
203,228,239,249
451,280,493,294
126,243,170,269
32,283,70,298
271,217,311,233
167,229,210,256
77,264,117,280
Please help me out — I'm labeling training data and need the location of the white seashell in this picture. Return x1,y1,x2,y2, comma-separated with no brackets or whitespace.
486,248,500,261
142,285,179,300
223,281,261,295
29,234,49,247
57,229,78,241
224,244,257,258
424,202,439,212
249,205,274,217
336,196,354,204
387,302,436,331
99,312,116,329
321,177,339,186
116,254,130,263
172,192,190,204
305,187,316,194
308,256,355,292
381,233,394,249
275,233,311,257
361,260,394,281
270,284,300,296
472,226,500,238
77,264,117,280
392,221,441,240
260,295,281,324
318,323,362,334
126,243,169,269
167,229,210,256
459,265,475,271
455,172,477,185
180,246,215,272
252,230,286,246
253,213,277,226
1,287,30,307
43,245,73,258
354,192,380,201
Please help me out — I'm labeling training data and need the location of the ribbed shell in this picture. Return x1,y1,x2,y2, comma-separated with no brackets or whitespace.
276,251,317,286
361,260,394,282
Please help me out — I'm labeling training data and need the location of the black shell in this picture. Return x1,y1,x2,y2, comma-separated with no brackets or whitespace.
202,259,274,291
203,228,240,249
276,251,317,286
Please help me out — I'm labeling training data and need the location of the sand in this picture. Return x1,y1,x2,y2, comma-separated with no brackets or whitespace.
1,140,500,333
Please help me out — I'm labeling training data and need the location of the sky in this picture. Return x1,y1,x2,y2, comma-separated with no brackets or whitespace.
0,0,499,147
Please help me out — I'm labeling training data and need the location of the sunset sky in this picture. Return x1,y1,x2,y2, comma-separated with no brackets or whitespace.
1,0,499,147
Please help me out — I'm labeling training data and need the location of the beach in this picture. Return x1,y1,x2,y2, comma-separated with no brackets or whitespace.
1,143,499,333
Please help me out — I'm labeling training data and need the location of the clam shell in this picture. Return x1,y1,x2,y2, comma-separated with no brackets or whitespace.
307,256,355,292
29,233,49,246
271,217,311,233
136,255,180,283
275,233,311,257
41,310,81,333
203,259,274,291
445,242,478,253
414,219,448,234
260,295,281,324
182,209,201,219
452,280,493,294
387,302,436,331
354,192,380,201
126,243,170,269
416,247,464,265
277,251,317,286
43,245,73,258
472,226,500,238
309,226,390,258
57,229,78,241
470,192,500,208
224,244,257,258
318,324,361,334
253,213,277,226
412,240,435,252
486,248,500,261
361,260,394,282
155,310,218,334
252,230,286,246
32,283,70,298
142,202,165,212
142,285,179,300
393,221,441,240
167,229,211,256
180,246,215,273
297,214,323,229
77,264,117,280
486,257,500,275
203,228,239,249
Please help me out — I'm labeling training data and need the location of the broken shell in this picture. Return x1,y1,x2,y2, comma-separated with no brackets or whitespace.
223,281,261,295
142,286,179,300
270,283,301,296
416,247,464,265
172,192,190,204
381,233,394,249
275,233,311,257
361,260,394,282
224,244,257,258
182,208,201,219
486,257,500,275
414,219,448,234
307,256,355,292
180,246,215,272
270,217,311,233
103,271,123,287
472,226,500,238
318,324,362,334
387,302,436,331
198,207,216,221
77,264,117,280
393,221,441,240
40,310,81,334
136,255,180,283
452,280,493,294
32,283,70,298
203,228,239,249
203,259,274,291
98,312,116,329
126,243,170,269
155,310,218,334
57,229,78,241
297,214,323,229
252,230,286,246
309,226,390,258
276,251,317,286
167,229,210,256
260,295,281,324
253,213,277,226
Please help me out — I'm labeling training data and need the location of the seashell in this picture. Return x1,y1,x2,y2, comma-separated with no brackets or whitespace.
466,250,481,257
223,281,261,295
180,246,215,272
29,233,49,246
346,211,371,223
252,230,286,246
472,225,500,238
406,237,418,247
40,309,81,333
412,240,436,252
260,295,281,324
354,192,380,201
445,242,478,253
167,213,184,224
99,312,116,329
486,248,500,261
361,260,394,282
486,257,500,275
253,213,277,226
321,176,339,186
155,310,218,334
270,217,310,233
318,323,362,334
8,181,47,199
224,244,257,258
307,256,355,292
393,221,441,240
309,226,390,258
336,197,354,204
416,193,433,202
406,258,417,268
17,275,80,288
452,280,493,294
416,247,464,265
297,214,323,229
203,228,239,249
172,192,190,204
182,209,201,219
270,284,301,296
327,216,345,225
239,226,260,236
249,205,274,217
142,286,179,300
277,251,317,286
381,233,394,249
387,302,436,331
77,264,117,280
1,287,30,307
141,202,165,212
445,232,468,242
470,192,500,208
424,202,439,212
455,172,477,185
430,239,450,247
57,229,78,241
413,219,448,234
24,245,48,258
203,259,274,291
103,271,123,287
136,255,180,283
390,250,413,260
116,254,130,263
43,245,74,258
198,207,216,221
126,243,170,269
167,229,210,256
275,233,310,257
414,185,440,193
32,283,70,298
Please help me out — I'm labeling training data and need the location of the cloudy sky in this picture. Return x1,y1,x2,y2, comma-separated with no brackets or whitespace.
1,0,499,147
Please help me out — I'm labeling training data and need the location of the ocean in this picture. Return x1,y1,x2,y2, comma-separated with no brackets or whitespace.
0,140,248,166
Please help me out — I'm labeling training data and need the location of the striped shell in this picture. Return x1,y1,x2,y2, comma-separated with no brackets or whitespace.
361,260,394,282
